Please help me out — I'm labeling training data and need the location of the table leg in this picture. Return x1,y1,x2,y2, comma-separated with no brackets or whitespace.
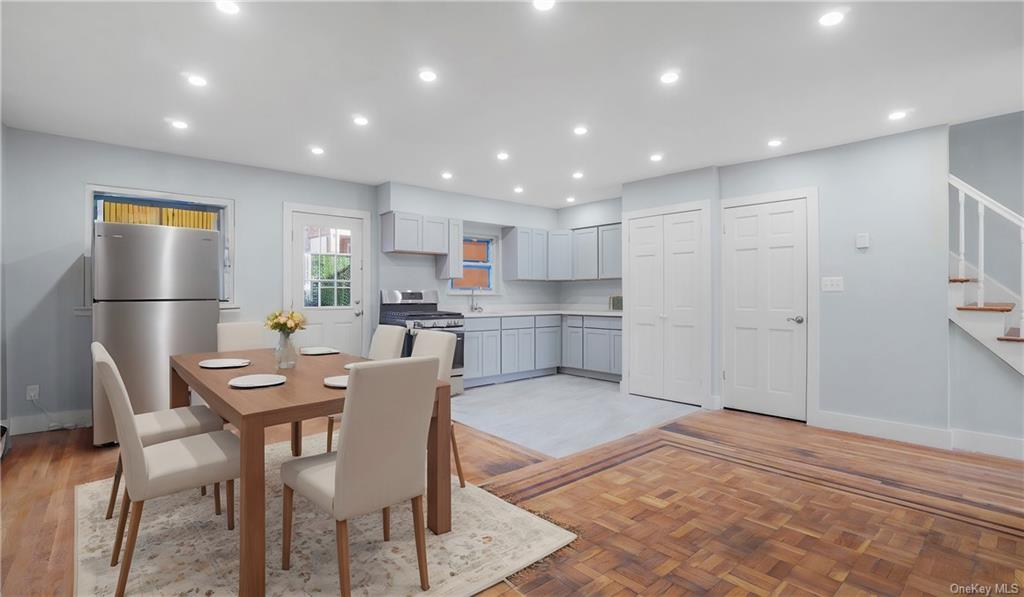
290,421,302,456
169,366,190,409
426,385,452,534
239,419,266,596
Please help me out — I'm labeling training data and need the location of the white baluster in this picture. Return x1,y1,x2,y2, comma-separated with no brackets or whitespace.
977,202,986,306
958,190,966,278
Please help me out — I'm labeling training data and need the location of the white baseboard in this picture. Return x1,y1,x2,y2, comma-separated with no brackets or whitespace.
951,428,1024,460
704,395,723,410
10,409,92,436
808,409,952,450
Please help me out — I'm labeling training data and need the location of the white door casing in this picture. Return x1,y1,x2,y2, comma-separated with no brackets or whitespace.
722,197,808,420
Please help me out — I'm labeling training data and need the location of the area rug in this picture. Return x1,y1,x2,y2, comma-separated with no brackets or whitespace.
75,434,575,596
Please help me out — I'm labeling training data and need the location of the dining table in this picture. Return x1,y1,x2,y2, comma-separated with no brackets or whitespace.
169,348,452,596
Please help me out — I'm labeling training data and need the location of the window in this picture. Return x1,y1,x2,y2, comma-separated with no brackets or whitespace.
302,225,352,308
450,235,496,293
90,187,235,305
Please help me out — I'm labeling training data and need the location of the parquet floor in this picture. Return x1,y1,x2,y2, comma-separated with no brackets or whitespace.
2,409,1022,596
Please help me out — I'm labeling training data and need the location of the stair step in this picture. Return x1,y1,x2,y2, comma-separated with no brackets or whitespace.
957,302,1015,313
998,328,1024,342
948,277,976,283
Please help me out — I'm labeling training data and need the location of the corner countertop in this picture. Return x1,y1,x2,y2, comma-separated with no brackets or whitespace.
460,309,622,318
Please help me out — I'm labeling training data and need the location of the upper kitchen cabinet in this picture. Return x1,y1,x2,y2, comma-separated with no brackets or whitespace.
572,227,599,280
436,218,464,279
502,226,547,280
381,211,449,255
547,230,572,280
598,223,622,279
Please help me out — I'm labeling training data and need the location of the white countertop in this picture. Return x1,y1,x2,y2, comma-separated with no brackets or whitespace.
461,309,622,318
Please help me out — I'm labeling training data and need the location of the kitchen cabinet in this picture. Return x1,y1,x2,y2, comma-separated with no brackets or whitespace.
583,328,613,373
517,328,535,372
535,325,561,368
422,215,449,254
465,329,500,379
562,319,584,369
502,227,547,280
598,224,622,279
611,330,623,374
381,211,449,255
547,230,572,280
532,229,548,279
436,218,463,279
572,227,599,280
500,317,535,373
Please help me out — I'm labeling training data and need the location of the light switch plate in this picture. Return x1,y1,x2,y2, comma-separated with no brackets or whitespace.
821,277,845,292
855,233,870,249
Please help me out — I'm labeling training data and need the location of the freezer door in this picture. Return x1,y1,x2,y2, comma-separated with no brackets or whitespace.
92,300,219,445
93,222,221,301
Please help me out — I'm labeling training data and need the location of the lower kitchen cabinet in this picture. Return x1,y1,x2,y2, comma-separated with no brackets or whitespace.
583,328,613,373
535,325,561,368
501,328,535,374
562,324,584,369
465,330,500,378
611,330,623,374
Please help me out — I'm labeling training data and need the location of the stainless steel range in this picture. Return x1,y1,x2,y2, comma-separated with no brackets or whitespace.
379,290,464,394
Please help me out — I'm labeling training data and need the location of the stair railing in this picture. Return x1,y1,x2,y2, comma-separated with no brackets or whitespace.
950,174,1024,331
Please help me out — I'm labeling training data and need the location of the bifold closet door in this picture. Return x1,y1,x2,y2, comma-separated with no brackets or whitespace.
663,211,706,401
627,215,665,398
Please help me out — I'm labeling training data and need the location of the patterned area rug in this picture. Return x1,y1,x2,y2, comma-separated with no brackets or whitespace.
75,435,575,596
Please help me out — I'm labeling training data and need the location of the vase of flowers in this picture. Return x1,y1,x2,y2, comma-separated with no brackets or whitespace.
265,310,306,369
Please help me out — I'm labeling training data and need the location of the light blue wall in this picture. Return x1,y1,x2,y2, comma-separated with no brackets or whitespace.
948,323,1023,438
2,127,378,430
557,197,622,229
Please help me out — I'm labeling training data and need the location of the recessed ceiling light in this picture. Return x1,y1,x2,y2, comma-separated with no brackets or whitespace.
441,171,453,180
572,171,584,179
660,71,680,85
767,138,783,148
352,114,369,126
533,0,555,11
514,186,524,193
649,153,663,162
169,119,189,130
497,151,510,161
888,110,908,121
186,74,207,87
310,146,324,155
419,68,438,83
566,197,576,203
573,125,588,136
818,11,844,27
215,1,239,15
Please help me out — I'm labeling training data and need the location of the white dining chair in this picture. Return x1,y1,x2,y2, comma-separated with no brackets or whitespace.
325,324,407,451
281,357,438,596
409,330,465,488
92,342,241,597
217,321,271,351
95,352,226,521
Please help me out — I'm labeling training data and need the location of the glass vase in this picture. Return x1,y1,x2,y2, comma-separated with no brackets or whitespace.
275,333,298,369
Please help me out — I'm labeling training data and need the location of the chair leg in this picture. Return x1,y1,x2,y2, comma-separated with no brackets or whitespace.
111,489,130,567
451,425,466,488
282,485,293,570
382,507,390,541
226,480,235,530
200,486,207,496
411,495,430,590
336,519,351,597
326,416,335,452
214,482,222,515
105,455,123,520
114,500,144,597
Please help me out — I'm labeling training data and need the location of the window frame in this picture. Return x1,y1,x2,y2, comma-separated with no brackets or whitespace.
448,233,501,296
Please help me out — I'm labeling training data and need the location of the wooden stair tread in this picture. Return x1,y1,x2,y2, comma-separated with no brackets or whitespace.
998,328,1024,342
948,277,976,283
957,302,1015,313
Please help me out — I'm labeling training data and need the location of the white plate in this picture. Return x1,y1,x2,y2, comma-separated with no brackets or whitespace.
229,374,286,389
300,346,340,356
199,358,251,369
323,375,349,389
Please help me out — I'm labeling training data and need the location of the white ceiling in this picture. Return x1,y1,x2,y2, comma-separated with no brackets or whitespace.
3,2,1021,208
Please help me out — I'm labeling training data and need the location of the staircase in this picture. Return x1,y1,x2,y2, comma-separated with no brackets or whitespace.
947,174,1024,374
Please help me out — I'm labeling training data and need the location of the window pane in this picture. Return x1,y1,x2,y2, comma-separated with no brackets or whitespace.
319,285,336,307
305,282,320,307
452,265,491,290
337,255,351,281
338,286,351,306
464,239,490,262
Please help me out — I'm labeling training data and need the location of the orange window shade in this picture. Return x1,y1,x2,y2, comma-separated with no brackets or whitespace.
463,239,489,262
452,268,490,289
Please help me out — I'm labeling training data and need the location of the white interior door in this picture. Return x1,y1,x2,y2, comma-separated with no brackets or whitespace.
627,215,665,398
289,212,364,354
722,198,807,420
664,211,706,402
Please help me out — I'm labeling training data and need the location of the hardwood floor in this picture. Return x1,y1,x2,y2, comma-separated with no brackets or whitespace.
3,410,1022,596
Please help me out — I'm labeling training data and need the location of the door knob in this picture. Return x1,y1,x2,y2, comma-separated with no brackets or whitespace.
787,315,805,324
354,310,363,317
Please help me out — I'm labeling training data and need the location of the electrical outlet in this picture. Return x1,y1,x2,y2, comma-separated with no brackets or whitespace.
821,277,845,292
26,384,39,402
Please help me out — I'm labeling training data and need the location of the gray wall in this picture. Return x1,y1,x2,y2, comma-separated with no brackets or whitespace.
2,127,377,431
949,111,1023,292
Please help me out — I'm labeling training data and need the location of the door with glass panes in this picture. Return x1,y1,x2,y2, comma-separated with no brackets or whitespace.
288,212,364,354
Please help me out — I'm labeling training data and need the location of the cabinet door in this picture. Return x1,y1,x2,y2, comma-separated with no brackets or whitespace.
547,230,572,280
599,223,622,279
610,330,623,374
501,329,519,374
481,330,501,377
518,328,535,371
562,324,584,369
584,328,612,373
422,215,449,254
394,212,423,252
572,227,599,280
536,326,561,368
437,219,463,279
531,229,548,280
464,331,482,378
517,228,533,279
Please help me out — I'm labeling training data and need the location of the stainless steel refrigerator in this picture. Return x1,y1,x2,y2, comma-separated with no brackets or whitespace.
92,222,221,445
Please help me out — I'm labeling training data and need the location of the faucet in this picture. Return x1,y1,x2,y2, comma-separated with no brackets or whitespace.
469,289,484,313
